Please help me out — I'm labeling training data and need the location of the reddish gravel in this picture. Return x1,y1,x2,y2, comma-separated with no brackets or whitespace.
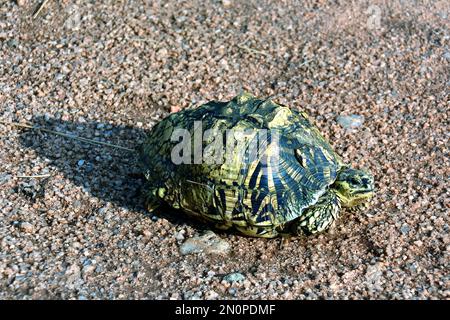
0,0,448,299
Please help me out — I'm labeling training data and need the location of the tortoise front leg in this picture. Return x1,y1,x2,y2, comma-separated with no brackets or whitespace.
293,191,341,236
144,186,166,212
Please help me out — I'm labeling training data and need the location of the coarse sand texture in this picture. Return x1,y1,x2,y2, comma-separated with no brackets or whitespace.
0,0,448,299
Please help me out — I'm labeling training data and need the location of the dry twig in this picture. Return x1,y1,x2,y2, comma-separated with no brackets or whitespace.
17,174,52,179
236,43,270,57
1,120,135,152
32,0,50,19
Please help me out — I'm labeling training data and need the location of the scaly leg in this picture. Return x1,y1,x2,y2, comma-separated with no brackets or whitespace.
144,186,165,212
293,191,341,236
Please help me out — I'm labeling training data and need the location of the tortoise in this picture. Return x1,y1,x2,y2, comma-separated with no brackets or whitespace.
139,92,374,238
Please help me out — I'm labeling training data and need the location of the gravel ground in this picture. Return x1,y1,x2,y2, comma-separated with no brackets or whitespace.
0,0,449,299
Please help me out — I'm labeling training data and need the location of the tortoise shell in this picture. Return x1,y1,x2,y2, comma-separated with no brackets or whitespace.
140,93,344,237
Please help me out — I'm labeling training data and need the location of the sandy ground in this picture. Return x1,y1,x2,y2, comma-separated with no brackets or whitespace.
0,0,449,299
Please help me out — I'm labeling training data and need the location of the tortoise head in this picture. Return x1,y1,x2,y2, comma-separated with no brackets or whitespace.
332,167,374,209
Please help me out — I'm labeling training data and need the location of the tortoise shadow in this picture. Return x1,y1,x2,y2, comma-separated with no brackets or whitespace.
17,116,211,231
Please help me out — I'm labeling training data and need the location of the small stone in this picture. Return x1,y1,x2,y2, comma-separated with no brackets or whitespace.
98,207,107,215
156,48,168,61
82,258,93,267
228,288,237,296
142,229,152,237
175,230,185,241
95,265,104,273
170,106,181,113
14,275,26,282
180,231,231,255
205,290,219,299
19,222,34,233
82,264,96,274
7,39,18,48
55,73,65,81
84,163,94,173
65,264,82,286
337,114,365,129
222,0,232,8
400,224,410,235
365,263,383,290
77,159,85,167
170,292,181,300
414,240,423,247
0,173,12,185
223,272,245,283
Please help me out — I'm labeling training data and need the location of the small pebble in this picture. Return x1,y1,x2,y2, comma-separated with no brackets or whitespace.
223,272,246,283
18,222,34,233
170,106,181,113
84,163,94,173
228,288,237,296
222,0,232,8
337,114,365,129
82,264,96,274
14,275,26,282
205,290,219,300
400,224,410,235
7,39,18,48
174,230,185,241
180,231,231,255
